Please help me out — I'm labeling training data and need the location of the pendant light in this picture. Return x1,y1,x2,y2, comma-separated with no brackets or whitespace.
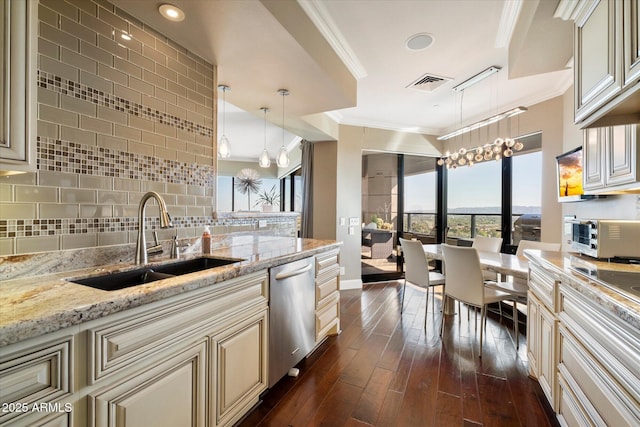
276,89,290,168
217,85,231,159
258,107,271,168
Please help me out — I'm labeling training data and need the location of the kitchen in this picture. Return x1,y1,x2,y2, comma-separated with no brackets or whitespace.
1,0,639,426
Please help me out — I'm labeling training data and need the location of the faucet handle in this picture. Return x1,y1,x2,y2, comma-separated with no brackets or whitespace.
170,234,179,258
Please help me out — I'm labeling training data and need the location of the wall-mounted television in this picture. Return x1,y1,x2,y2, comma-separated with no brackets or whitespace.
555,146,595,202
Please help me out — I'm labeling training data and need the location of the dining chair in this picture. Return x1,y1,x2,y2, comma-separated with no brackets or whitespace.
399,238,445,329
440,244,515,358
486,240,561,348
472,236,503,282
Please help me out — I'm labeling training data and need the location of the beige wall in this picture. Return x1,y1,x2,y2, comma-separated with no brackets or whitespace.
312,141,337,239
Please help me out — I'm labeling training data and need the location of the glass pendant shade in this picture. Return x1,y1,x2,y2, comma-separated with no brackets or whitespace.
217,85,231,158
258,149,271,168
258,107,270,168
218,135,231,158
276,89,290,168
276,146,289,168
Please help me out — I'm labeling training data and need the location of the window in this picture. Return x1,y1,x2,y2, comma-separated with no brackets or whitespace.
447,160,502,239
403,156,437,236
512,149,542,244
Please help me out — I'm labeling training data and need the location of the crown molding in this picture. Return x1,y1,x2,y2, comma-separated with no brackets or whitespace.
495,0,523,48
297,0,368,79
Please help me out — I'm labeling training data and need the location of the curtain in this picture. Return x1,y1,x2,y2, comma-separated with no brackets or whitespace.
301,140,314,238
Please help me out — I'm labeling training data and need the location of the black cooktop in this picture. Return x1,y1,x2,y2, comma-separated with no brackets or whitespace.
570,264,640,303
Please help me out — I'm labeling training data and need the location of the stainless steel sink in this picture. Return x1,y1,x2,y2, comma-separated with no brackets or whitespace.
68,257,243,291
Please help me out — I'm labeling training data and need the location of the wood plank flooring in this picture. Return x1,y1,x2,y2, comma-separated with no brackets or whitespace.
237,281,559,427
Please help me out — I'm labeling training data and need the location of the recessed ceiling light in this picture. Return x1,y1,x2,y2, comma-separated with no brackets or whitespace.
406,33,434,51
159,4,185,22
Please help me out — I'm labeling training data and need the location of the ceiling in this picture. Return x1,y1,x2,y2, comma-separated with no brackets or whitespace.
110,0,574,161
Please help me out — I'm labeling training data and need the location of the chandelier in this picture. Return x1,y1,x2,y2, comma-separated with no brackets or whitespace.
437,136,525,169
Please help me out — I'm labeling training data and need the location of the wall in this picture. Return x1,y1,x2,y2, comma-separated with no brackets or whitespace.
0,0,217,256
312,140,337,240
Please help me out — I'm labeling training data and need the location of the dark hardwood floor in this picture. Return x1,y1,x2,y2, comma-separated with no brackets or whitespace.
238,281,559,427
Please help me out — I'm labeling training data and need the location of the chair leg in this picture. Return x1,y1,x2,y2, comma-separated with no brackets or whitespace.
514,300,519,350
440,296,446,337
401,279,407,313
479,306,485,358
424,287,429,330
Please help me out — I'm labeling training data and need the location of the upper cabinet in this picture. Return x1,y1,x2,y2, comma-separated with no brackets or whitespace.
569,0,640,128
0,0,37,175
583,124,640,192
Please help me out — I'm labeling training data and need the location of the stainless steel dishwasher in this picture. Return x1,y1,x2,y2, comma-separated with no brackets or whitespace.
269,257,316,387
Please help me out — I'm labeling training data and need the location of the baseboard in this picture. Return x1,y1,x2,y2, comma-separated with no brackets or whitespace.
340,279,363,290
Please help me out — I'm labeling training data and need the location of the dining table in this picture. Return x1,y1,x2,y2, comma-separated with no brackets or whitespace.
422,243,529,314
422,243,529,279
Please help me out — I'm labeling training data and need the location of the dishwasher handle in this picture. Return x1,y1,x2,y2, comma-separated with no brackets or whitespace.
274,263,313,280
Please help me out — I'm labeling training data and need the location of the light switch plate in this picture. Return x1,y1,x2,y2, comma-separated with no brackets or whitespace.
348,226,354,235
258,220,267,228
349,217,359,226
339,217,346,226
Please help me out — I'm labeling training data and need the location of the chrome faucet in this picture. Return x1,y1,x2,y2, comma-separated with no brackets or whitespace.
135,191,173,265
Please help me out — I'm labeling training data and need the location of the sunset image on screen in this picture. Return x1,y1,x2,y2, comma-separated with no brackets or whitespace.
557,150,584,197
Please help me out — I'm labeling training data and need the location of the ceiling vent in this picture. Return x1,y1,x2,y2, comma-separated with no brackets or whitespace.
406,73,452,92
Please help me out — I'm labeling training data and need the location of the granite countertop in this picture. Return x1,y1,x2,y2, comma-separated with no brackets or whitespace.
524,250,640,330
0,237,341,347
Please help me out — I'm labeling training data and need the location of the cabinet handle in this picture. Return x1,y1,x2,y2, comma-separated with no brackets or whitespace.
275,264,312,280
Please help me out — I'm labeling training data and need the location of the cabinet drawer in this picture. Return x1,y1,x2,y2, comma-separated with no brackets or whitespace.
557,372,592,427
558,325,640,426
315,249,340,277
529,265,557,311
559,283,640,402
316,272,339,306
316,295,339,341
0,337,72,425
89,271,268,383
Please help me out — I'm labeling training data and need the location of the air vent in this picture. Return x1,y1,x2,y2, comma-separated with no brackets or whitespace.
407,73,452,92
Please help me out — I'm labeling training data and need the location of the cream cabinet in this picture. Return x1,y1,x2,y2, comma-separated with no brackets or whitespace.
0,0,37,175
527,260,560,410
557,283,640,426
572,0,640,127
526,253,640,426
210,309,268,427
583,124,640,192
314,249,341,342
0,270,269,427
91,341,208,427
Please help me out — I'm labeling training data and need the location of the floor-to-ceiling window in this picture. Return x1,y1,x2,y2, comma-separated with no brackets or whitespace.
447,159,502,240
403,156,438,239
511,134,542,245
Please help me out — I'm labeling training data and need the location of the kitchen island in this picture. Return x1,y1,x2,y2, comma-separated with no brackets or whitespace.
524,250,640,426
0,237,341,427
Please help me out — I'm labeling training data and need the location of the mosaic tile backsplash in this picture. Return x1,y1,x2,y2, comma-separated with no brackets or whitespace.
0,0,258,257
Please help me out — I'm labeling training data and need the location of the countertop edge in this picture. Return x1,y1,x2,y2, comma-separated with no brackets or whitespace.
524,250,640,330
0,239,342,347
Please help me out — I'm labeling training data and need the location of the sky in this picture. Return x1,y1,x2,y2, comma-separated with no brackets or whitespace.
404,151,542,211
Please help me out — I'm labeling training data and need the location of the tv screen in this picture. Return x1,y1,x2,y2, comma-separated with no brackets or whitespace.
556,146,588,202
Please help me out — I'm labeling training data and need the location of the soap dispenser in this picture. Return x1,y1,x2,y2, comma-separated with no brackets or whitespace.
202,226,211,254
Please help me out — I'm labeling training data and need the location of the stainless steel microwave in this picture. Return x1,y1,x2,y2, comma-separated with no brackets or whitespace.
567,219,640,259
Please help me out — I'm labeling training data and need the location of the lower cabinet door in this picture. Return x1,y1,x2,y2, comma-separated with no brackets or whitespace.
91,341,207,427
211,309,268,427
539,305,556,409
527,293,541,377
